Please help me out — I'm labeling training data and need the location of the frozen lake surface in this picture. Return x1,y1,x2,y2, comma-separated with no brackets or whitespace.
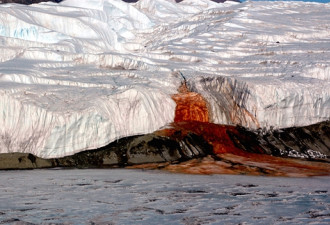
0,169,329,224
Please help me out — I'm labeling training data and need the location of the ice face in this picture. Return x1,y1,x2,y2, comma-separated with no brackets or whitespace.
0,0,329,157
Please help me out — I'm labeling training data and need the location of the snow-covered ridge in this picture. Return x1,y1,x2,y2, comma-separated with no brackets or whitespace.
0,0,329,157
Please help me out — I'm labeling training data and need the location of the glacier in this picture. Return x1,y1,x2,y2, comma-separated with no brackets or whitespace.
0,0,329,158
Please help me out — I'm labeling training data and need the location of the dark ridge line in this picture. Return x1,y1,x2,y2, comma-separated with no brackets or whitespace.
0,120,329,170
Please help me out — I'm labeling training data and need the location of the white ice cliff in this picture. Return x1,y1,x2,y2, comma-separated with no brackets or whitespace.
0,0,329,157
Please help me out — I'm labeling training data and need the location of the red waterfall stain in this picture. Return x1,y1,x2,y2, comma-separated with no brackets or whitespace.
170,83,255,155
172,83,209,123
155,122,330,177
151,84,330,177
157,121,260,156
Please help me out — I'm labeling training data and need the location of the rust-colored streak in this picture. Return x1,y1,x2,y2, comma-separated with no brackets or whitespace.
154,121,330,177
172,84,209,123
157,121,263,155
152,85,330,177
164,155,330,177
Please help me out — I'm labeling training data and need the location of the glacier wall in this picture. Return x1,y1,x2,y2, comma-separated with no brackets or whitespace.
0,0,329,157
0,82,176,158
190,76,329,129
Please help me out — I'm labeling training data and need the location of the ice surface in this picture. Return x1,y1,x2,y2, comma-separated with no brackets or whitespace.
0,0,329,157
0,169,329,224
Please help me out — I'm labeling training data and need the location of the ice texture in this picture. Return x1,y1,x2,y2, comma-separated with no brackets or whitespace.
0,169,329,224
0,0,329,157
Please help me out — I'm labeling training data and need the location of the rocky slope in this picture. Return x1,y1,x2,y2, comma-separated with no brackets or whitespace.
1,121,329,177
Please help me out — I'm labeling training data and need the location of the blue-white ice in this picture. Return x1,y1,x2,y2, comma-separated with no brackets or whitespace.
0,169,329,224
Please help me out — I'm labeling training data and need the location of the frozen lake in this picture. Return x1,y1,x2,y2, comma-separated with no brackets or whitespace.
0,169,329,224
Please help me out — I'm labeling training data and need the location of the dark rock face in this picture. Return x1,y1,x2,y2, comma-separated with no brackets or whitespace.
0,121,328,171
0,132,212,170
164,121,330,160
0,153,54,169
58,132,212,168
252,121,330,159
160,121,329,177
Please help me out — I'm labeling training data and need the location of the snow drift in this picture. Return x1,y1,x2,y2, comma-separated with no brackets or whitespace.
0,0,329,157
